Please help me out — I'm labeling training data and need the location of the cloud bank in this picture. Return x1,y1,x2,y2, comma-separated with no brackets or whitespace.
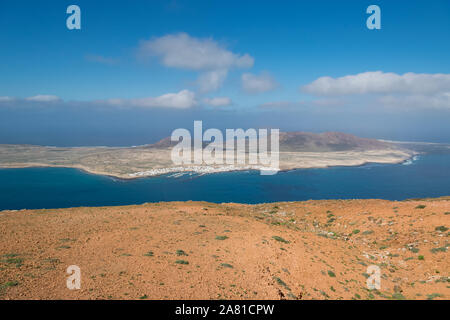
0,96,15,102
302,71,450,96
301,71,450,109
98,90,197,109
0,91,232,110
25,95,61,102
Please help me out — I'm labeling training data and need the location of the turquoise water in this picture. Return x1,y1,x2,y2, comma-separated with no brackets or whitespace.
0,154,449,210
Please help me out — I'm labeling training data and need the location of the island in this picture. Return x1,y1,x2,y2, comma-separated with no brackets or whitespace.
0,132,415,179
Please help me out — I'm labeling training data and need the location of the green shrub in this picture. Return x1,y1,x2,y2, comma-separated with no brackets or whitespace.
2,281,18,288
176,250,188,256
427,293,442,300
215,235,228,240
272,236,290,244
273,277,291,290
392,293,406,300
430,247,447,254
435,226,448,232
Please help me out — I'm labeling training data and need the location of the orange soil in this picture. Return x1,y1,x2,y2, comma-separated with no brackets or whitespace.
0,199,448,300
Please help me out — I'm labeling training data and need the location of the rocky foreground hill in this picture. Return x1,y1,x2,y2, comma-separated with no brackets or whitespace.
0,198,448,299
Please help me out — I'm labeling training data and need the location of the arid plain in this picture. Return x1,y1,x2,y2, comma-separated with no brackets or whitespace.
1,198,448,300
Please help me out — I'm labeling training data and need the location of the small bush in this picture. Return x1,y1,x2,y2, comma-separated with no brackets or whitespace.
273,277,291,290
392,293,406,300
435,226,448,232
427,293,442,300
175,260,189,265
2,281,18,288
415,205,426,209
2,258,23,264
1,258,23,267
176,250,188,256
430,247,447,254
272,236,290,244
215,235,228,240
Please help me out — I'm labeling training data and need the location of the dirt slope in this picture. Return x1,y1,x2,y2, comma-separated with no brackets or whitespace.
0,199,448,300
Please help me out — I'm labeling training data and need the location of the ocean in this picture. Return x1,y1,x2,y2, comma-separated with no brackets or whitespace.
0,153,449,210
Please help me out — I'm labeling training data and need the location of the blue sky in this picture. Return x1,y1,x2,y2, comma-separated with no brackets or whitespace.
0,0,449,145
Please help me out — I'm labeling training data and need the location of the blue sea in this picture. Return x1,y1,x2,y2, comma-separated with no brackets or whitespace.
0,153,449,210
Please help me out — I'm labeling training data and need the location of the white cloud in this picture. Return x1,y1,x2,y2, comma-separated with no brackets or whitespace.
300,71,450,110
25,95,61,102
101,90,197,109
203,96,232,107
196,69,228,93
301,71,450,96
139,32,254,70
138,33,254,92
241,72,277,93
